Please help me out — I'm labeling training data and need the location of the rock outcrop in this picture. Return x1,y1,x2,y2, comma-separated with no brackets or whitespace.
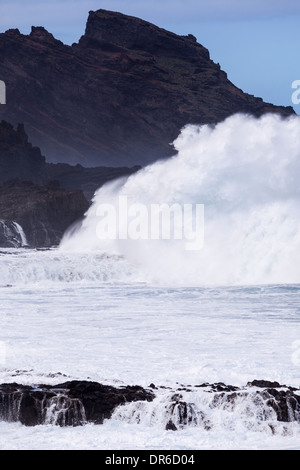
0,179,90,247
0,9,294,167
0,380,155,426
0,120,45,184
0,379,299,430
0,120,140,200
0,120,141,247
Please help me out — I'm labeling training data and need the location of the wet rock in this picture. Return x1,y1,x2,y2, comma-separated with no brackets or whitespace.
209,383,300,424
165,420,177,431
56,380,155,424
149,383,157,389
167,393,199,429
210,382,240,392
264,389,300,422
0,179,90,247
0,381,154,426
1,379,300,428
247,379,282,388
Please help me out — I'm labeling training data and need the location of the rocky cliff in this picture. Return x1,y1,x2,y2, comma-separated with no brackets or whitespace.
0,120,141,247
0,119,140,199
0,179,89,247
0,179,90,247
0,9,294,167
0,120,45,184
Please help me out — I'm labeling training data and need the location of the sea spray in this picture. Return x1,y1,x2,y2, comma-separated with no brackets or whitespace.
60,113,300,286
110,388,274,433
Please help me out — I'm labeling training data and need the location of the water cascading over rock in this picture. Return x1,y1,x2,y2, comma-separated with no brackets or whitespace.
0,220,28,248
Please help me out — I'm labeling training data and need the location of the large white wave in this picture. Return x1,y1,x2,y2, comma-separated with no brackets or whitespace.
60,113,300,286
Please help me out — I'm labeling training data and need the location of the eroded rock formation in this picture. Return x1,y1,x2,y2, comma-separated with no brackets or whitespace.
0,9,294,167
0,379,299,430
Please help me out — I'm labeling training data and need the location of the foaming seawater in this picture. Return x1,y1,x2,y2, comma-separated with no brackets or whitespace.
60,113,300,286
111,386,300,437
0,248,137,286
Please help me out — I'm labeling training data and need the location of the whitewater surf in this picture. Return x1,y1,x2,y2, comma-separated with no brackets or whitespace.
1,113,300,450
60,113,300,286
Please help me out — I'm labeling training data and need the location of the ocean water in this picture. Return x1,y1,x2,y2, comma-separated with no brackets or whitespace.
0,248,300,449
1,114,300,449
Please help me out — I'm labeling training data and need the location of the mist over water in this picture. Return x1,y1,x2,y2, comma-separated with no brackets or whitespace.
60,113,300,286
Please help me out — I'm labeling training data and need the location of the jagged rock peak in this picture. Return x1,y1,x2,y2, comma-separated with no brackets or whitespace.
4,28,21,36
0,121,39,159
29,26,63,45
0,9,294,167
83,9,210,59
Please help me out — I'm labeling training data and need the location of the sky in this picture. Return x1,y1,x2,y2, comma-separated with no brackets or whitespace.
1,0,300,111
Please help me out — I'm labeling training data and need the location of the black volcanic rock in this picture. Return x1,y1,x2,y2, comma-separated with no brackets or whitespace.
0,9,294,167
82,9,210,59
0,379,299,429
58,380,154,425
0,179,90,247
0,381,155,426
247,379,282,388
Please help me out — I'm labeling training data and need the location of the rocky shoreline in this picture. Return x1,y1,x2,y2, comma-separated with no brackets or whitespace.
0,380,154,427
0,379,299,430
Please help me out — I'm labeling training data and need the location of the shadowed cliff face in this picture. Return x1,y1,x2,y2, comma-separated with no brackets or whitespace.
0,120,141,200
0,121,45,184
0,179,90,247
0,9,294,167
0,122,90,247
0,121,142,247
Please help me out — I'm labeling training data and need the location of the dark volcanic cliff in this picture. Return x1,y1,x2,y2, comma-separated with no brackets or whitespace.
0,120,141,247
0,9,294,167
0,179,90,247
0,120,45,184
0,120,140,200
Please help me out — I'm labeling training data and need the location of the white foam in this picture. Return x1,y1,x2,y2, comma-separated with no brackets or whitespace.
0,249,136,286
60,113,300,286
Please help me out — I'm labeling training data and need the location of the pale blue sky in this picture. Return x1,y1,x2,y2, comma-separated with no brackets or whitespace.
1,0,299,111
